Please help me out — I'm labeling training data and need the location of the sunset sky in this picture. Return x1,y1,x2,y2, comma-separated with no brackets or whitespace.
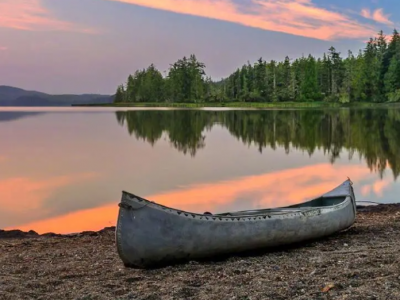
0,0,399,94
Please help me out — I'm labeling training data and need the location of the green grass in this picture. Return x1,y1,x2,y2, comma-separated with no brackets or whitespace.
73,101,399,108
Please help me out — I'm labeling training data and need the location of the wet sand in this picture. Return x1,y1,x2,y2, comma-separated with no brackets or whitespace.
1,204,400,300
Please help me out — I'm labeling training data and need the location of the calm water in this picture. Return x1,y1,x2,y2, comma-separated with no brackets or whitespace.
1,107,400,234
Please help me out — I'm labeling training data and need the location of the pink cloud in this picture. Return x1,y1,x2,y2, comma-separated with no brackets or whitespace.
147,163,372,213
0,46,7,51
360,185,371,196
7,163,370,234
108,0,378,40
372,179,391,197
360,178,392,198
361,8,393,26
0,172,100,215
0,0,95,33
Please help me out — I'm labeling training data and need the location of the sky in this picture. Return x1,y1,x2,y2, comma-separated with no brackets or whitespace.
0,0,399,94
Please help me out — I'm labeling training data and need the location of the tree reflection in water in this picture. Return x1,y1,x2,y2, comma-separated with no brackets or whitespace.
116,108,400,180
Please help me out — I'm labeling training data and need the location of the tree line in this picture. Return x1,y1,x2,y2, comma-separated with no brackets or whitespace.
114,30,400,103
115,109,400,179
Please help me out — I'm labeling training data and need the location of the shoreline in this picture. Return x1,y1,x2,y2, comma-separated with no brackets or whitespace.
0,226,116,239
71,102,400,109
0,203,388,240
0,203,383,240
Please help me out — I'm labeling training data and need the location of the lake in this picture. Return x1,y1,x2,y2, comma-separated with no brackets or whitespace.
1,106,399,234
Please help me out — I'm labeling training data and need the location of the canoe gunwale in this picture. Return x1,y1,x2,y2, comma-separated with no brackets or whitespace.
119,192,353,222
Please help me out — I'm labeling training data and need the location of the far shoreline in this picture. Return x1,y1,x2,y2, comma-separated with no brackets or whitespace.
71,101,400,109
0,226,116,239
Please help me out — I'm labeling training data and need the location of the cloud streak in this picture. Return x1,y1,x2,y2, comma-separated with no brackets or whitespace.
0,173,100,216
361,8,393,26
361,178,392,198
6,163,371,234
107,0,378,40
0,0,94,33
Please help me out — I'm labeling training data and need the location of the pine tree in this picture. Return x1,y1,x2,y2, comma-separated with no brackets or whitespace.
384,40,400,102
114,85,125,103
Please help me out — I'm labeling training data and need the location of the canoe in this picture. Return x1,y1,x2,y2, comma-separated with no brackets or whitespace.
116,179,356,268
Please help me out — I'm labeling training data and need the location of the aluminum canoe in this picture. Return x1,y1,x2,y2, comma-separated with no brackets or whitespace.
116,179,356,268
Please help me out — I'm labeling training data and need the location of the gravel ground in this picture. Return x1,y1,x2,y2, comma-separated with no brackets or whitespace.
1,204,400,300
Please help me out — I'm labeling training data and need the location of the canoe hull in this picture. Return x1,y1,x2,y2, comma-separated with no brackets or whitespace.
116,180,356,268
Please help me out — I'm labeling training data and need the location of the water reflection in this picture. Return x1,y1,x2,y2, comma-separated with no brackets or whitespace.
0,111,46,123
116,109,400,179
1,107,399,234
5,163,379,234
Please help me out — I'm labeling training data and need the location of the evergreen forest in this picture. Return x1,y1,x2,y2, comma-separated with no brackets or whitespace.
114,30,400,104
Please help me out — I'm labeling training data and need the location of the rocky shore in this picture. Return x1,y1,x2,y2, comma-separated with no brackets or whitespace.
1,204,400,300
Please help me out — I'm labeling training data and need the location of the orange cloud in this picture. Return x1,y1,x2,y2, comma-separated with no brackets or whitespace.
361,8,393,26
361,177,392,198
0,173,99,216
6,203,118,234
149,163,370,212
0,0,94,32
108,0,377,40
360,185,371,196
6,163,373,234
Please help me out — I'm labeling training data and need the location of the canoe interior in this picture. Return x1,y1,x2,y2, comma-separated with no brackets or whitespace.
214,196,347,217
286,196,346,208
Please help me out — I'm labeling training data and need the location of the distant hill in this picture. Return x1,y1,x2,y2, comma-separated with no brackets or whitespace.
0,86,114,106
